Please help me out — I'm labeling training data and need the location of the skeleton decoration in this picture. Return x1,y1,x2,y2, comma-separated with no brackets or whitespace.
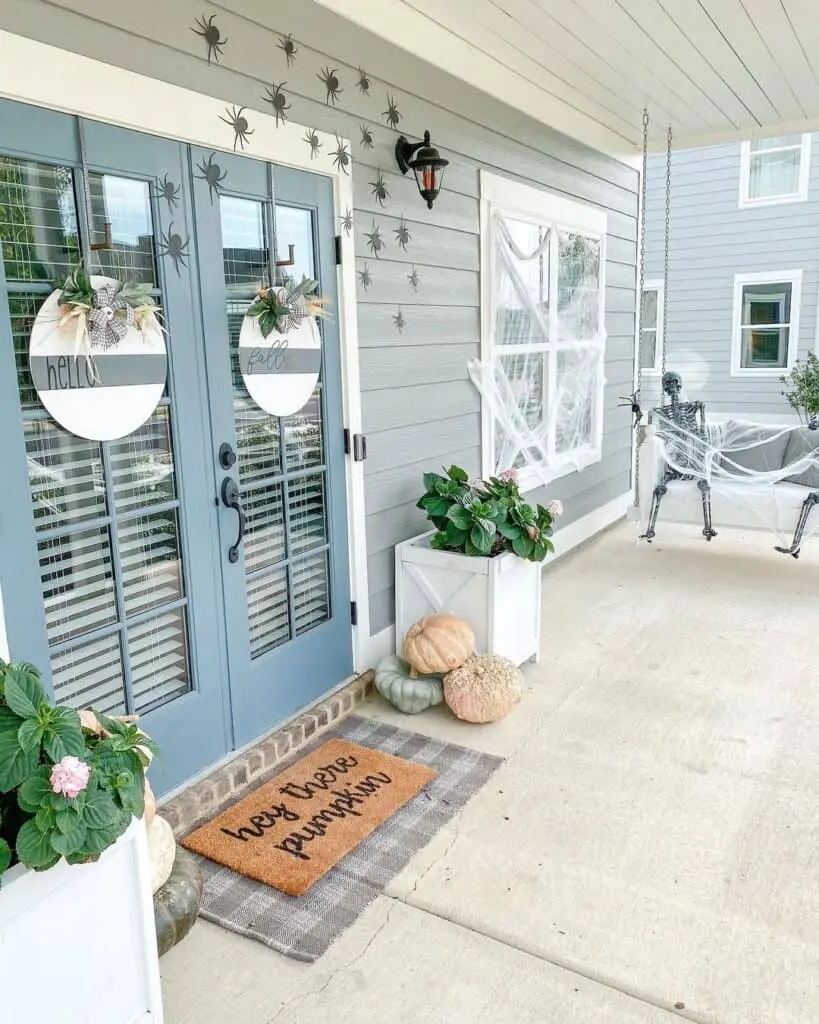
394,214,411,251
192,14,228,63
641,371,717,544
278,33,297,66
383,95,401,130
195,153,228,203
331,135,350,174
358,264,372,291
357,67,371,95
157,224,190,277
28,265,166,441
154,175,180,211
318,66,343,105
360,124,375,150
304,129,322,159
264,83,290,127
340,208,354,236
365,221,384,258
393,307,406,333
220,105,254,151
408,265,419,292
370,170,389,207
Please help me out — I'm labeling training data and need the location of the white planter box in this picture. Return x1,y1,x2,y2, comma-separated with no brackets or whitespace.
395,531,542,667
0,819,163,1024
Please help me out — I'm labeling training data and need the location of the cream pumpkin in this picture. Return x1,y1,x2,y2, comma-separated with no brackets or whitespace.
443,653,523,723
402,614,474,677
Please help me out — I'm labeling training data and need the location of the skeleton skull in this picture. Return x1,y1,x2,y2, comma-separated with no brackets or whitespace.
662,370,683,400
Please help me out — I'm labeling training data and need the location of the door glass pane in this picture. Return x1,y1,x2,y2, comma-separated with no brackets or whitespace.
0,157,193,715
218,195,332,659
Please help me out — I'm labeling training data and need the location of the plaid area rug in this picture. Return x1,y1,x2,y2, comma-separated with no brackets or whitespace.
188,714,502,961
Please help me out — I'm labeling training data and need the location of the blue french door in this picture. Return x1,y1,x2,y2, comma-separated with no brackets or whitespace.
191,151,352,749
0,99,352,793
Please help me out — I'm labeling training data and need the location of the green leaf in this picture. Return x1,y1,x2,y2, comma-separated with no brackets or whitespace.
36,804,57,831
17,718,44,754
444,523,470,549
15,819,60,870
429,532,449,550
0,837,11,876
464,538,481,557
470,523,494,556
422,472,444,493
497,521,522,540
55,806,80,834
0,715,40,794
446,465,469,483
3,667,45,719
421,498,450,520
43,707,85,761
51,820,88,856
18,766,53,813
446,505,473,531
83,789,119,830
512,534,535,559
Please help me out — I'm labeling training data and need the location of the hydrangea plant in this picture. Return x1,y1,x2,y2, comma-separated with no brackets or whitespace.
417,465,562,561
0,660,157,883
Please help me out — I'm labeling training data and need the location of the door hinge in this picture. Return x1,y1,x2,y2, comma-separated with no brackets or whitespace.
344,429,367,462
334,234,343,265
350,600,358,626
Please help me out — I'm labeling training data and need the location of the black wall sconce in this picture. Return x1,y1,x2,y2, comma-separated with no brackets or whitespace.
395,130,449,209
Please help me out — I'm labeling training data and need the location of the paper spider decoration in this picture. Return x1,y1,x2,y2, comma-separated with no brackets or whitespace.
195,153,228,203
192,14,227,63
360,124,375,150
358,264,372,291
264,83,290,128
278,33,297,66
304,129,322,159
331,136,350,175
220,105,254,151
383,95,401,130
370,170,389,208
357,68,371,95
154,175,180,211
157,224,190,277
394,214,411,251
365,222,384,258
318,66,343,105
340,208,354,236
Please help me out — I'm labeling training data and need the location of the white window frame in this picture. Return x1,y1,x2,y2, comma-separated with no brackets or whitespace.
730,270,802,377
479,171,607,493
738,135,811,208
639,279,664,375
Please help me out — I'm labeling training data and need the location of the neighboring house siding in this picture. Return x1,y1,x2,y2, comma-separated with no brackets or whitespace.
0,0,638,639
645,141,819,418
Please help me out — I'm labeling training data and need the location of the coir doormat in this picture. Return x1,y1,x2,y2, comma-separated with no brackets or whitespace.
184,715,503,961
182,737,437,896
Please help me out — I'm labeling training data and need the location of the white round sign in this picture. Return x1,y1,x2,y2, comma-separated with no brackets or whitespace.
29,276,167,442
238,310,322,417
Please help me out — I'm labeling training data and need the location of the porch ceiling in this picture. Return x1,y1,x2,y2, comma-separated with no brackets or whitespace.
312,0,819,156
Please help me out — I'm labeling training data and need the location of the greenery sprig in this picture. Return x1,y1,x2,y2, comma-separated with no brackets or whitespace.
781,352,819,427
246,276,330,338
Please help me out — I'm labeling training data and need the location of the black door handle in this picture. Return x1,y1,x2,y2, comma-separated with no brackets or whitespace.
221,477,245,564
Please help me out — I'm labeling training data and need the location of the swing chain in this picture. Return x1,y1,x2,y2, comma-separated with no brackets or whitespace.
661,124,672,379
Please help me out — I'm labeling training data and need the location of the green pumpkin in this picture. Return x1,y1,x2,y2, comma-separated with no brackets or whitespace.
374,655,444,714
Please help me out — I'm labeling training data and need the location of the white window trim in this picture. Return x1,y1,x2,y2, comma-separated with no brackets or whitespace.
738,135,811,208
479,171,607,493
639,279,664,375
730,269,803,377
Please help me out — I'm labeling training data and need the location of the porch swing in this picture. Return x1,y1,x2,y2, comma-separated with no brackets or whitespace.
629,113,819,558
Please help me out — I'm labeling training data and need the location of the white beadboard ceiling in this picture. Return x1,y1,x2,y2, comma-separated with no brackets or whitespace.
312,0,819,156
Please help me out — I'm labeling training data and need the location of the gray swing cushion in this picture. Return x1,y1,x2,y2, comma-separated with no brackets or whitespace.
782,427,819,489
719,422,791,474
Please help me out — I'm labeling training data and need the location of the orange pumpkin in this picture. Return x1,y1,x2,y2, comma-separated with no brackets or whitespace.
403,614,474,677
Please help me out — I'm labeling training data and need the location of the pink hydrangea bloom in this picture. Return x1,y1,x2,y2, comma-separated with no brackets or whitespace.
50,755,91,799
548,499,564,517
498,468,518,483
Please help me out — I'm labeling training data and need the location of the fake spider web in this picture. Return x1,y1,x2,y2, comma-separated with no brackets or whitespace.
468,209,605,489
638,395,819,554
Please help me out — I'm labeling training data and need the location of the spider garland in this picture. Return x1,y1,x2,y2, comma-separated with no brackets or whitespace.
154,175,180,211
220,105,254,151
304,129,322,159
195,153,228,204
370,170,389,208
192,14,227,63
263,83,290,128
318,66,343,105
365,221,384,258
278,33,297,66
394,214,412,251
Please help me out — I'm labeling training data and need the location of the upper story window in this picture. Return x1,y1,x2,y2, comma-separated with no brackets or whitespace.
476,172,607,492
731,270,802,376
739,135,811,207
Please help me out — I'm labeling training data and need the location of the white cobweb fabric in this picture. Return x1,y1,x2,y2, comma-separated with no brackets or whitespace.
468,208,606,488
639,395,819,551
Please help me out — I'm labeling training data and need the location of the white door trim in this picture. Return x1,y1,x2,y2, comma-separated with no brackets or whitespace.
0,28,371,670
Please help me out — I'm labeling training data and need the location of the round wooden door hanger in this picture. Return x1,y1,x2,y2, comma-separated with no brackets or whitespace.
29,274,167,442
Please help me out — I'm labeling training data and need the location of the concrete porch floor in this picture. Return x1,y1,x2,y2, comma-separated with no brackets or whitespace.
161,522,819,1024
